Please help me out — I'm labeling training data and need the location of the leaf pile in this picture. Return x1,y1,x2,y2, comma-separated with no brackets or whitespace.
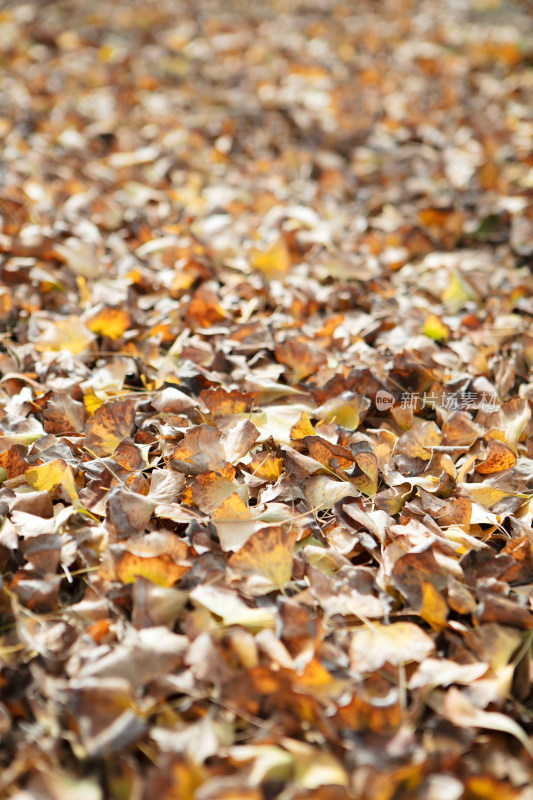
1,0,533,797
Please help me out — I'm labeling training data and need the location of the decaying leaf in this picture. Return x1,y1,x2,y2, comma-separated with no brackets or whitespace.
85,398,137,457
3,0,533,795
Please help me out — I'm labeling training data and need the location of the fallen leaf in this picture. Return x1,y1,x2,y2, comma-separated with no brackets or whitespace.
85,398,137,456
442,686,533,758
475,439,516,474
228,525,297,595
86,306,131,340
350,622,435,672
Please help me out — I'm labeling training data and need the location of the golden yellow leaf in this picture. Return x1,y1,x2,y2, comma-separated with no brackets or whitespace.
25,459,68,494
116,553,189,587
86,306,131,340
228,526,297,595
247,452,283,481
423,313,450,343
419,581,448,630
351,449,379,496
212,492,253,521
250,237,291,279
290,411,315,440
60,465,82,506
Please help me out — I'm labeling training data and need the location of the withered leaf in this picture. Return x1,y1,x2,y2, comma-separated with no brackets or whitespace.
350,622,435,672
303,436,354,472
475,439,516,474
228,525,297,595
5,0,533,793
85,398,137,457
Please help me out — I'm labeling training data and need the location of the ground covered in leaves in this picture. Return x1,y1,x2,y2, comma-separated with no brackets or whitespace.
2,0,533,797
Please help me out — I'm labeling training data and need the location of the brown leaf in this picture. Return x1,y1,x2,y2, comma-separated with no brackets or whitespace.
0,444,28,478
275,340,327,383
42,393,86,434
85,398,137,457
170,424,227,474
303,436,354,472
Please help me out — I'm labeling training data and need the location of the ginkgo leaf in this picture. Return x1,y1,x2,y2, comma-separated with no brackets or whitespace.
170,424,227,473
290,411,315,440
350,448,379,496
423,313,450,342
350,622,435,672
246,452,283,481
228,526,297,595
280,738,348,789
0,444,29,478
419,581,448,630
85,306,131,340
397,421,442,459
303,436,354,471
85,397,137,456
116,553,189,587
457,483,524,509
314,392,370,431
190,585,276,629
275,340,327,383
26,459,68,494
303,475,354,510
475,439,516,474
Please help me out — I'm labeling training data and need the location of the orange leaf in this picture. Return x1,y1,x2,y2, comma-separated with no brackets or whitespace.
475,439,516,474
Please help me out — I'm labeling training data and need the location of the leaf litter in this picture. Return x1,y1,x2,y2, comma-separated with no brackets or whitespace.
1,0,533,797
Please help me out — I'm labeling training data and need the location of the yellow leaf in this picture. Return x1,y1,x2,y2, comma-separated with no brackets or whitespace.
442,271,477,311
228,526,297,595
423,313,449,343
116,553,189,587
247,452,283,481
83,390,104,416
26,459,68,494
60,465,83,507
86,306,131,340
419,581,448,630
458,483,522,508
250,237,291,279
290,411,315,440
